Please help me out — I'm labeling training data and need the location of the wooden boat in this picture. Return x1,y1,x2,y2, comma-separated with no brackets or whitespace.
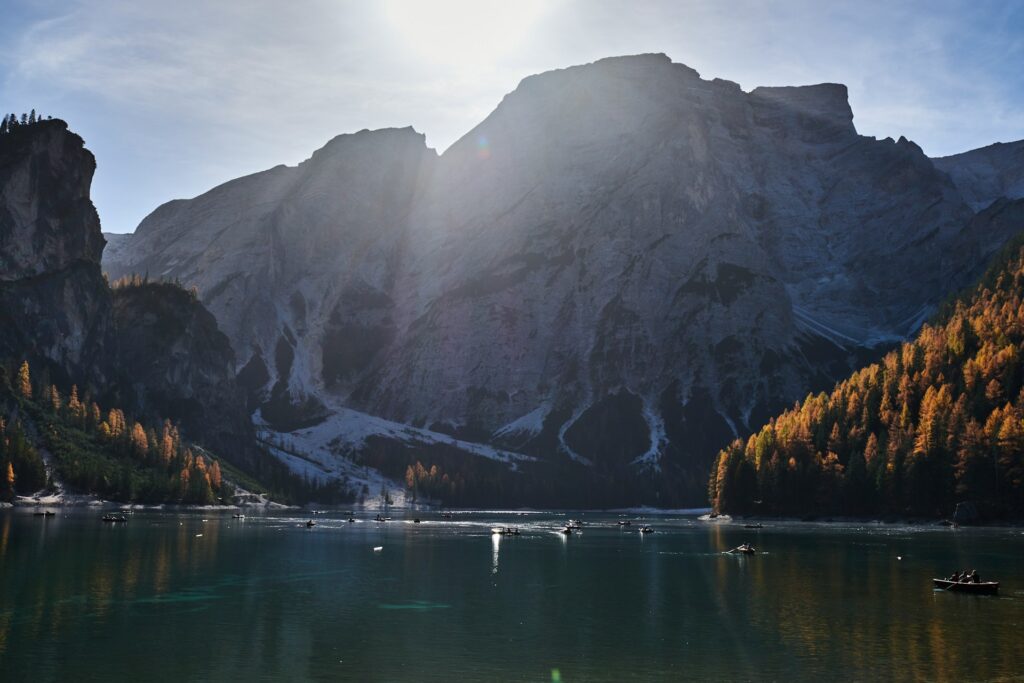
733,544,756,555
566,519,583,529
560,527,573,536
617,520,632,527
933,579,999,595
305,520,316,528
492,527,521,536
232,513,245,519
743,523,764,529
102,514,127,523
347,518,356,523
639,525,654,534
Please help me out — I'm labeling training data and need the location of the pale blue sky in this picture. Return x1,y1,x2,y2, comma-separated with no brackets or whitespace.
3,0,1022,233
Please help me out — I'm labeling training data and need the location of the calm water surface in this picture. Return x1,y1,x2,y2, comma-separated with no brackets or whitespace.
1,510,1022,682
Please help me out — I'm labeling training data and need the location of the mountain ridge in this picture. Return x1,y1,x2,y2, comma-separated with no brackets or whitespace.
103,54,1024,506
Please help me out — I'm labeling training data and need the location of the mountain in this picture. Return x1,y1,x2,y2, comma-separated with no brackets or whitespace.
933,140,1024,211
709,211,1024,520
1,119,115,389
103,54,1024,507
0,118,298,502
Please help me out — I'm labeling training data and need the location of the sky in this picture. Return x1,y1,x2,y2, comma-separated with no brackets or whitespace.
2,0,1023,234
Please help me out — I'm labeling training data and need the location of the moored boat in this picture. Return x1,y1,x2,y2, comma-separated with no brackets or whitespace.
933,579,999,595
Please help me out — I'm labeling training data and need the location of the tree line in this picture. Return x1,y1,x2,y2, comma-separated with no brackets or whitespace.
1,360,226,504
0,110,52,134
709,239,1024,520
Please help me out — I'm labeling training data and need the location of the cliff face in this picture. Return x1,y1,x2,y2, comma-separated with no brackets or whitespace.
0,121,256,470
111,282,259,468
933,140,1024,211
104,55,1024,505
0,121,114,388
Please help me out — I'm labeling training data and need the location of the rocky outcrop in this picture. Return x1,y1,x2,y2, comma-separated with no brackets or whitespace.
933,140,1024,211
0,120,114,388
0,121,258,470
104,54,1024,505
112,281,260,468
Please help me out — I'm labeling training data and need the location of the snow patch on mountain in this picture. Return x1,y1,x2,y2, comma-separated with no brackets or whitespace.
492,405,548,439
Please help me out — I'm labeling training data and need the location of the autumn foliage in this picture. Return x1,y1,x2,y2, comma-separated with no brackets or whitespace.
709,241,1024,519
0,360,229,503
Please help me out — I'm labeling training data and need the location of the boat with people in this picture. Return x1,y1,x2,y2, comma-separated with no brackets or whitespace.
566,519,583,529
492,526,521,536
935,569,998,595
560,526,573,536
933,578,999,595
232,513,245,519
617,520,632,527
101,514,127,523
33,510,56,517
732,543,756,555
743,523,764,529
639,525,654,534
305,520,316,528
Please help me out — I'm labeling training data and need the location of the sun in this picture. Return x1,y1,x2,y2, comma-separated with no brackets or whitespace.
382,0,551,67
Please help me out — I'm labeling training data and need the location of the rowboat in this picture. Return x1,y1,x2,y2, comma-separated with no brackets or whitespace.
933,579,999,595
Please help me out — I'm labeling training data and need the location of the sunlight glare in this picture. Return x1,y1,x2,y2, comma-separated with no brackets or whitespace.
383,0,550,66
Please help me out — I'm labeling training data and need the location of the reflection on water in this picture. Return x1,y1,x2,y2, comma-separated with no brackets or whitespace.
0,511,1022,682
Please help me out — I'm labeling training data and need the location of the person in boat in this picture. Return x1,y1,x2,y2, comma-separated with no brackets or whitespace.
970,569,980,583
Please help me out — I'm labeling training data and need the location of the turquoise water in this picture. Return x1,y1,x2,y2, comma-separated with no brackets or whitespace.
1,510,1022,682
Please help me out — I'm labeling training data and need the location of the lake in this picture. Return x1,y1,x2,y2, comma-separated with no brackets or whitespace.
0,510,1022,682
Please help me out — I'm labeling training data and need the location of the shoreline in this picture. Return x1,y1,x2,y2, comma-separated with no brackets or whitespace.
703,513,1024,528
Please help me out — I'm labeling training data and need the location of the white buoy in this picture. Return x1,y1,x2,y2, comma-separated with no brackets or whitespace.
897,556,902,560
373,546,383,552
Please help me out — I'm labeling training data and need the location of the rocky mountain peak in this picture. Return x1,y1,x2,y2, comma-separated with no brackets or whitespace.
933,138,1024,211
102,55,1024,506
0,119,105,281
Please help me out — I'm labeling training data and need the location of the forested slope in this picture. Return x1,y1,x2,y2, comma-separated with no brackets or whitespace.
710,228,1024,519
